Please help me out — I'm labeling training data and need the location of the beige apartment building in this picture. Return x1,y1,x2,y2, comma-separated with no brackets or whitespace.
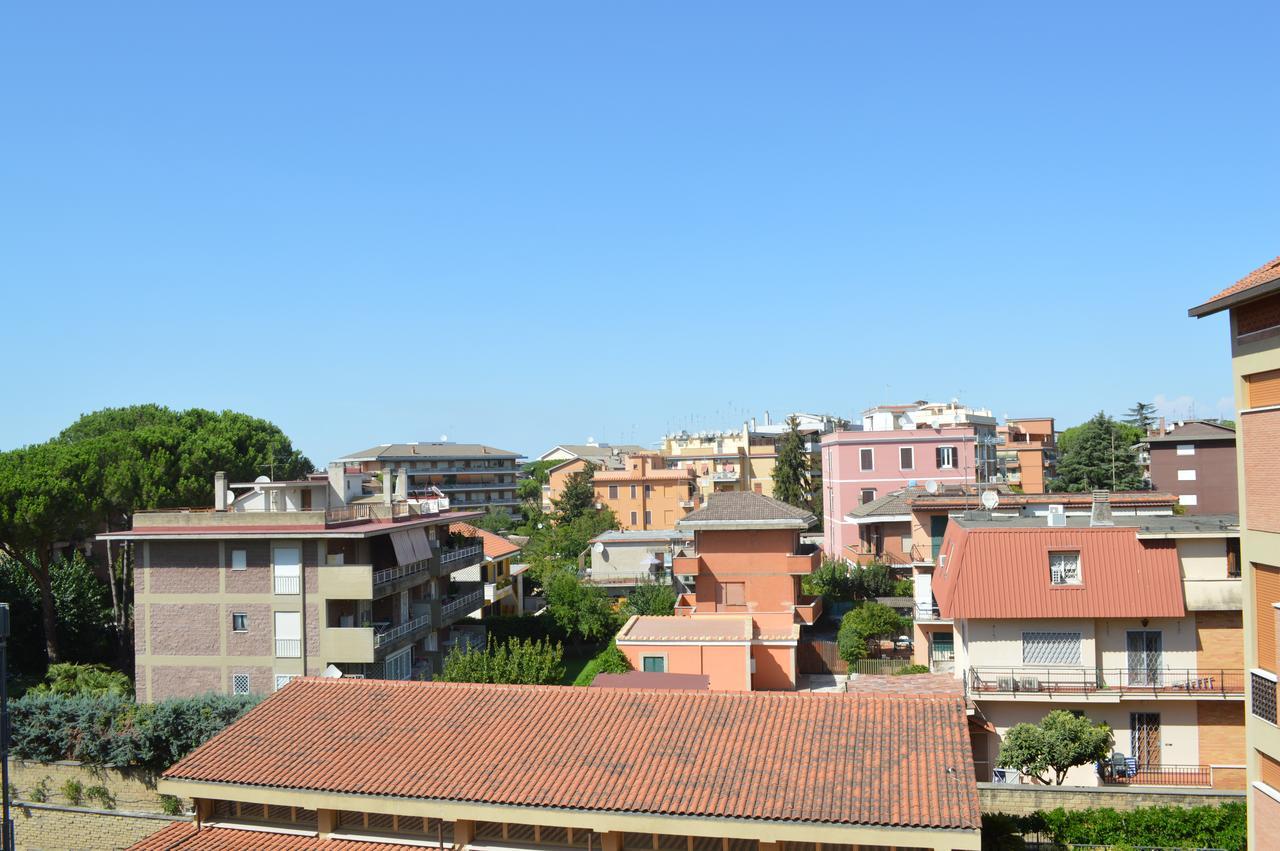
338,442,523,514
102,465,488,701
593,455,700,531
1190,254,1280,845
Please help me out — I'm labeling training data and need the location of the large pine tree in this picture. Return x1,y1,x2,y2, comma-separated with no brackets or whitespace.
1049,412,1146,492
771,416,811,509
1125,401,1157,431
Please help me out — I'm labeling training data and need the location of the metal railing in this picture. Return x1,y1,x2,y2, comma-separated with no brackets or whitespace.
441,588,484,621
1099,762,1212,787
373,613,433,648
373,557,433,587
915,603,948,620
969,667,1246,696
274,638,301,658
273,575,300,595
441,544,484,565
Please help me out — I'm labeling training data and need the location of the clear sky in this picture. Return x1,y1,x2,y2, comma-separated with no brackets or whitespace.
4,3,1277,464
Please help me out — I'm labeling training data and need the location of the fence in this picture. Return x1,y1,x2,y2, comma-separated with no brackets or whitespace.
797,639,846,675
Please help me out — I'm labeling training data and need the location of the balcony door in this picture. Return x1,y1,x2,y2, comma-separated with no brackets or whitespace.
1130,712,1161,769
272,546,301,595
1126,630,1163,686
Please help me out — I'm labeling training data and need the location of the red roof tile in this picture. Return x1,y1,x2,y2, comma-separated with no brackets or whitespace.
1191,254,1280,316
129,822,410,850
932,523,1185,620
450,522,522,559
162,678,979,831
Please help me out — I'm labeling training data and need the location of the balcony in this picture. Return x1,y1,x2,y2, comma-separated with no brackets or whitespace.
1098,761,1212,787
484,579,514,604
321,626,376,663
674,592,698,615
1252,671,1277,723
324,499,451,525
274,638,301,658
785,545,821,575
373,610,435,649
794,595,823,625
915,604,951,623
440,543,484,570
846,544,931,568
440,586,484,624
273,574,300,595
672,555,704,576
969,667,1245,699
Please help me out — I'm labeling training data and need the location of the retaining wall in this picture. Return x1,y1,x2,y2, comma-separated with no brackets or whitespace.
979,782,1246,816
12,803,186,851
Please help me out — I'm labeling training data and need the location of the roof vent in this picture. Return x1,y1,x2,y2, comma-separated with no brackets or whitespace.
1090,490,1114,527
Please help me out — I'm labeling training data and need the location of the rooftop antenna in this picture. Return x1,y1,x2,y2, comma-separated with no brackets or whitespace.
258,454,292,480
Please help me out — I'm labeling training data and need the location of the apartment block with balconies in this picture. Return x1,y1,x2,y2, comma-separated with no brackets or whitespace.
101,465,488,701
931,505,1244,788
337,442,524,514
1189,255,1280,845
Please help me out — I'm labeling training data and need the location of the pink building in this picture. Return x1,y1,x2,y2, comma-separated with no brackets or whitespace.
821,402,998,558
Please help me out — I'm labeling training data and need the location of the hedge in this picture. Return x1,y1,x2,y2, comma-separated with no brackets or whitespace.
9,691,261,773
572,641,631,686
985,802,1245,851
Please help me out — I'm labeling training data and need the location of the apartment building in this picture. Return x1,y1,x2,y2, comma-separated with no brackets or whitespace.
1146,421,1239,515
101,466,489,701
996,417,1057,493
931,506,1244,789
593,455,700,531
581,529,694,597
821,401,999,557
448,522,526,617
536,442,647,464
134,677,982,851
1189,254,1280,845
338,443,523,514
615,493,821,690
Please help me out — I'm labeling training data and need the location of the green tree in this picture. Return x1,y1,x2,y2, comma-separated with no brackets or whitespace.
473,507,516,533
33,663,131,697
542,567,620,643
552,465,597,524
996,709,1114,785
0,551,114,675
436,636,565,684
1049,412,1145,492
802,558,856,601
772,416,811,510
836,602,907,664
1124,402,1157,431
621,582,677,617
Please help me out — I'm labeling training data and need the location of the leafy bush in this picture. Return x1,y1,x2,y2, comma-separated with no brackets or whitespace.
836,602,908,663
33,663,131,698
158,794,184,816
9,691,261,772
467,614,570,645
893,664,931,675
28,776,51,803
1029,802,1245,850
996,709,1112,785
892,578,915,596
803,559,903,603
572,641,632,686
621,583,677,617
437,636,565,685
84,784,115,810
61,778,84,806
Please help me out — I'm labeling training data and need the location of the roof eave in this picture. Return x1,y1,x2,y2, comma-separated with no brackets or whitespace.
677,519,813,531
1188,276,1280,318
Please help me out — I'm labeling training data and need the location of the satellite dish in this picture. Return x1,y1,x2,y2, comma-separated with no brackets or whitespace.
925,480,939,494
981,490,1000,510
225,489,236,504
322,664,343,678
254,475,271,484
439,434,449,442
592,542,605,555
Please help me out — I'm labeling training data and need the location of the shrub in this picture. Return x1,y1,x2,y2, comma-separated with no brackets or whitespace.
893,664,931,675
158,794,184,816
28,776,51,803
9,691,261,772
33,663,131,698
61,778,84,806
572,641,632,686
620,583,677,617
437,636,565,685
84,784,115,810
1032,802,1245,850
836,602,907,664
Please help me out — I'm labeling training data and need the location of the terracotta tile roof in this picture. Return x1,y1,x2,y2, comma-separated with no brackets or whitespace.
129,822,410,850
450,522,522,559
1190,254,1280,316
593,467,694,482
590,671,711,689
617,614,752,641
162,678,979,831
846,674,965,696
932,522,1185,620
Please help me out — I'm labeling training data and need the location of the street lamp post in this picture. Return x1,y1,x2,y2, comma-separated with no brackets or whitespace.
1,602,12,851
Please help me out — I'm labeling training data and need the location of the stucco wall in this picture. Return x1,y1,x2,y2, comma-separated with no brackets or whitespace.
751,644,795,690
979,783,1243,816
618,642,750,691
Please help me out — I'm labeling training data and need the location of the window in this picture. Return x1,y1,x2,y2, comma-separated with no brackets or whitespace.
1022,631,1082,665
644,510,652,525
1179,494,1199,507
644,484,653,497
1177,469,1197,481
274,611,302,658
385,647,412,681
231,612,248,632
936,446,957,469
1176,443,1196,456
1049,551,1082,585
230,549,247,571
641,656,666,673
859,448,874,471
860,488,877,504
720,582,747,607
273,546,301,595
899,447,914,470
609,485,618,499
630,512,638,526
232,673,250,695
630,485,637,499
274,674,296,691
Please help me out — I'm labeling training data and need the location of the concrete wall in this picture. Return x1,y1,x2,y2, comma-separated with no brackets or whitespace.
978,782,1244,816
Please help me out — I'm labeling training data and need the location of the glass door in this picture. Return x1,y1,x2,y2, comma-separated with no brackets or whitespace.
1130,712,1161,769
1126,630,1163,686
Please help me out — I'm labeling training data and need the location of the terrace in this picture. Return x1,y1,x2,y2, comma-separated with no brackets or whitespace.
968,667,1245,699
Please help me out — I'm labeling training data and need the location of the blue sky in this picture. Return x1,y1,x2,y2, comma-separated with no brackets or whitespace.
3,3,1276,464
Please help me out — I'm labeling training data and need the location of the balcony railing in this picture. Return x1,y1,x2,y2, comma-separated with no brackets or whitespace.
969,667,1245,696
441,544,484,566
373,557,433,587
274,638,301,658
325,499,451,525
1098,762,1212,787
373,613,434,648
1252,671,1277,723
441,588,484,622
915,603,949,621
273,575,300,595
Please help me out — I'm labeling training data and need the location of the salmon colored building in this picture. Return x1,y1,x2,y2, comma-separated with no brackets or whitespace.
996,417,1057,493
615,493,821,690
593,455,700,531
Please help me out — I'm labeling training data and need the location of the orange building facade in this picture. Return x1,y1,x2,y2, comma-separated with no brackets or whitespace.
615,493,821,690
996,417,1056,493
592,455,700,530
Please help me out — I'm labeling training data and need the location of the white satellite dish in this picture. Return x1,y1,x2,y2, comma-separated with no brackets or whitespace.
322,664,343,678
439,434,449,442
925,479,939,494
254,475,271,484
592,542,605,555
981,490,1000,510
225,489,236,504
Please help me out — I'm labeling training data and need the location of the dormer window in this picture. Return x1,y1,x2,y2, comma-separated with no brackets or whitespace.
1049,551,1081,586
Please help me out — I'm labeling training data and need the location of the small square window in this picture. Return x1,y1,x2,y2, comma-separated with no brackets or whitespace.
230,549,247,571
642,656,666,673
1049,551,1081,585
231,612,248,632
232,673,251,695
1176,443,1196,456
1179,494,1199,506
860,488,877,504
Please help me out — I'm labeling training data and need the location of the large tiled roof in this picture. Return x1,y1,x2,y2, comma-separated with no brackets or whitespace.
339,443,522,461
593,467,693,482
450,522,522,559
932,522,1186,620
1190,254,1280,317
1146,420,1236,443
162,678,979,831
617,614,752,641
678,492,815,529
130,823,410,850
846,674,965,697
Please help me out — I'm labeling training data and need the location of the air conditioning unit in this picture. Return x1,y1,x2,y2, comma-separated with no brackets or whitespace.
1047,505,1066,527
997,676,1017,692
1019,676,1041,692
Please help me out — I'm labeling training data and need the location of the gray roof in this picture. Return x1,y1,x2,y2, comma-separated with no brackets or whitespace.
953,513,1238,535
338,443,523,461
590,530,694,545
678,492,815,530
847,489,919,518
1147,421,1236,444
556,443,647,459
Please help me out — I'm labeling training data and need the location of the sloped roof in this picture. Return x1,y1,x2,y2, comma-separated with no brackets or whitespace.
847,488,919,518
1190,255,1280,317
678,492,815,530
161,678,979,831
617,614,752,642
1146,420,1236,443
339,443,522,461
932,522,1185,620
130,823,409,850
450,522,522,559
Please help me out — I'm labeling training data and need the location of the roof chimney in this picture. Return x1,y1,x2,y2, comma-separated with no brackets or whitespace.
1090,490,1114,527
214,471,227,511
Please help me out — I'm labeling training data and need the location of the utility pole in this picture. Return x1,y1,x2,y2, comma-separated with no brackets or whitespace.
1,602,12,851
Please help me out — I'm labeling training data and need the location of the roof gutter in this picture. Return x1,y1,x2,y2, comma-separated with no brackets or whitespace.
1188,275,1280,318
